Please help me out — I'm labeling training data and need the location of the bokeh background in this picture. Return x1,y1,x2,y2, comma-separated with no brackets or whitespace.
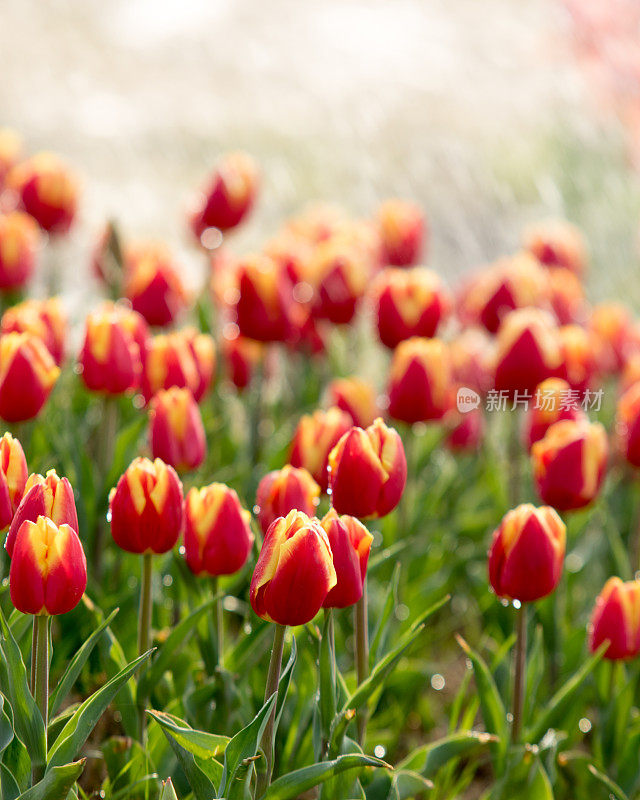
2,0,639,312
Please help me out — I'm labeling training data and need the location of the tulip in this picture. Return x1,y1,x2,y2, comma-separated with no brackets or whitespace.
256,466,320,535
326,377,379,428
446,405,485,452
493,308,562,396
2,297,67,365
0,332,60,422
5,469,79,558
190,151,258,239
589,577,640,660
234,254,291,342
621,353,640,396
124,242,189,327
0,128,22,187
522,219,587,277
0,211,40,290
373,267,450,348
184,483,254,576
376,198,424,266
182,327,216,401
142,330,201,403
7,153,79,235
559,324,597,394
290,407,352,491
79,304,143,395
449,328,493,395
149,387,206,472
321,509,372,609
264,232,314,286
285,203,347,244
531,419,608,511
387,337,451,423
589,302,631,375
548,268,587,325
223,333,263,391
524,377,586,450
310,238,368,325
329,417,407,518
0,432,27,531
616,381,640,467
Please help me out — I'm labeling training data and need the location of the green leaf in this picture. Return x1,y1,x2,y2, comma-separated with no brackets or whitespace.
158,778,179,800
154,720,217,800
2,733,31,792
49,608,119,717
528,759,554,800
455,636,507,748
387,769,434,800
16,760,85,799
319,613,337,747
0,693,15,757
587,764,629,800
398,731,498,778
1,763,21,800
0,608,46,771
259,754,389,800
369,563,401,667
47,650,152,769
146,710,229,759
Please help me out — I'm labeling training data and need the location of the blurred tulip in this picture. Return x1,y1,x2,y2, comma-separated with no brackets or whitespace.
326,377,379,428
523,219,587,277
124,242,189,327
531,419,608,511
182,327,216,401
149,387,206,472
388,337,451,423
0,128,22,187
446,405,485,452
10,516,87,615
449,328,493,395
190,151,258,239
589,302,631,374
256,465,320,535
589,577,640,660
493,308,562,396
311,237,369,325
488,504,566,602
548,268,588,325
373,267,450,348
5,469,79,558
376,199,424,266
223,333,263,391
285,203,347,244
524,377,586,450
142,330,201,402
2,297,67,365
7,152,78,234
621,352,640,396
289,407,352,491
184,483,254,576
0,432,27,530
109,457,184,554
559,324,597,393
0,332,59,422
250,510,336,625
234,254,291,342
329,417,407,518
616,381,640,467
264,232,314,286
321,508,372,609
0,211,40,290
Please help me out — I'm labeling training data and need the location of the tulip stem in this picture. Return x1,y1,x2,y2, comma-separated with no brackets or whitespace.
355,579,370,745
512,603,527,743
137,552,153,741
30,618,38,693
212,576,224,669
258,623,286,796
507,408,521,507
32,614,50,785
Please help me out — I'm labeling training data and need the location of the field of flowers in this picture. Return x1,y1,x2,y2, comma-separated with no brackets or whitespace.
0,131,639,800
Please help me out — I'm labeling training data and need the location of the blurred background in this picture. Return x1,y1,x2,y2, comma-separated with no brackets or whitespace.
2,0,639,311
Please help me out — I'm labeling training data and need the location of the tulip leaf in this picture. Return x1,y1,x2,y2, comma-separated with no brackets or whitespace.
258,753,389,800
319,612,337,748
1,763,21,800
158,778,180,800
275,635,297,735
46,650,152,770
587,764,629,800
138,597,216,700
0,608,47,772
146,710,229,759
369,562,401,668
15,759,86,800
0,693,15,757
397,730,499,778
49,607,119,717
528,758,554,800
152,717,218,800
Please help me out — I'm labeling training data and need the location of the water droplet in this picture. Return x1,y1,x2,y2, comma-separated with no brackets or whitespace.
106,510,112,523
395,603,409,621
374,745,386,758
506,712,513,722
201,227,223,250
512,599,521,610
162,574,173,587
178,545,186,555
578,717,592,733
253,505,260,515
431,674,445,691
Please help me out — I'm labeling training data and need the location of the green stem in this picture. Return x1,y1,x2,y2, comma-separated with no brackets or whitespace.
93,394,119,582
355,579,370,745
507,408,521,507
511,604,527,743
32,615,49,785
137,552,153,741
212,576,224,669
257,624,286,796
30,617,38,694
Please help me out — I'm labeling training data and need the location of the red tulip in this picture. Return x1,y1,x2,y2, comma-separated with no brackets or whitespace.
387,337,451,423
0,332,60,422
589,302,632,375
79,304,143,395
376,199,424,267
449,328,493,395
548,268,588,325
2,297,67,365
234,254,291,342
0,211,40,290
616,381,640,467
321,509,372,609
290,407,352,491
149,387,206,472
311,238,369,325
124,242,189,327
524,377,587,450
446,405,485,452
256,466,320,535
142,330,209,403
223,334,263,391
0,432,27,531
326,377,379,428
589,577,640,660
559,324,597,394
523,219,587,277
0,128,22,187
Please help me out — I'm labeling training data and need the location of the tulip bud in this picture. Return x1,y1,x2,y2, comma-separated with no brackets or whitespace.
5,469,79,558
149,387,206,472
190,151,258,240
388,337,451,423
589,577,640,660
142,330,201,403
124,242,189,327
329,418,407,519
285,203,347,244
310,238,369,325
264,232,314,286
289,407,352,491
79,304,143,395
559,324,597,394
234,254,291,342
548,268,587,325
2,297,67,365
9,516,87,615
0,128,22,187
0,211,40,290
449,328,493,395
250,510,336,626
531,419,608,511
321,509,372,609
376,199,424,267
493,308,562,396
488,504,565,602
110,457,184,555
182,327,216,401
0,433,27,530
446,405,485,452
184,483,254,576
326,377,379,429
524,377,586,450
0,332,60,422
523,219,587,277
7,152,78,234
256,466,320,535
373,267,450,348
223,333,263,391
616,381,640,467
589,302,632,375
